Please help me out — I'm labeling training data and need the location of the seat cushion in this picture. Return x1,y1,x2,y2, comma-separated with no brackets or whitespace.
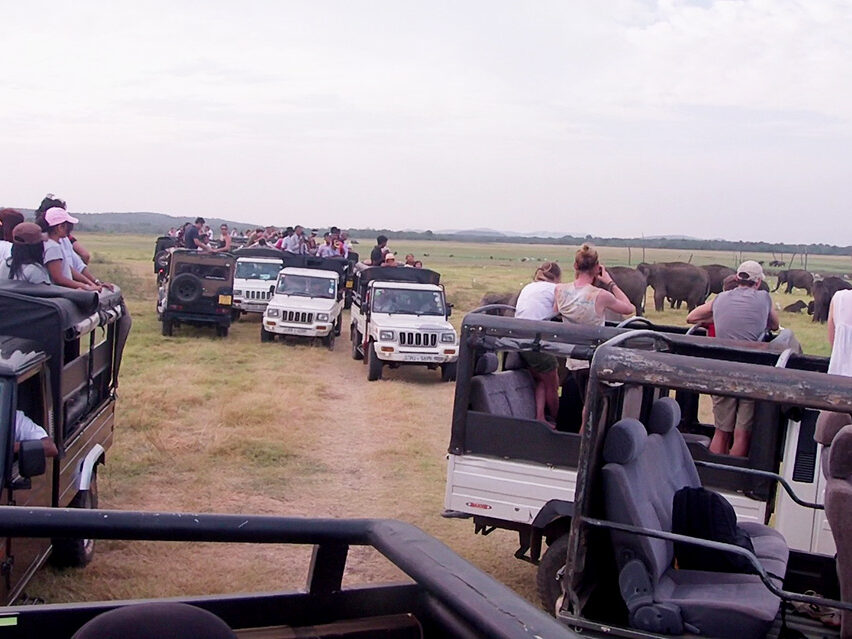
682,432,711,448
469,369,536,420
656,569,780,639
738,522,789,583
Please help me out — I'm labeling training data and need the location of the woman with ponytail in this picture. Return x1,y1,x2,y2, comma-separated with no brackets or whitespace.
515,261,562,424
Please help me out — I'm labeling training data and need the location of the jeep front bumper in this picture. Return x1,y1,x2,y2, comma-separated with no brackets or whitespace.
263,320,333,337
373,344,457,364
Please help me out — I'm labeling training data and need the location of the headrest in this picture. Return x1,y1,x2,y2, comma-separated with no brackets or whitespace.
603,419,647,465
829,425,852,479
647,397,681,435
503,351,525,371
815,410,852,446
71,602,237,639
474,352,499,375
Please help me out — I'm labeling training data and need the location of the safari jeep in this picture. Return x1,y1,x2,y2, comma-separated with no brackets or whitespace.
231,247,285,320
0,282,127,604
350,265,458,382
157,249,235,338
443,313,842,618
261,255,349,350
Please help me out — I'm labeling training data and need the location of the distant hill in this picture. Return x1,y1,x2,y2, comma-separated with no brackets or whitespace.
1,209,261,235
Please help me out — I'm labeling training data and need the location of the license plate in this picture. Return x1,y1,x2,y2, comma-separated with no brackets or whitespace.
345,281,353,288
403,354,443,362
281,326,311,335
218,295,232,305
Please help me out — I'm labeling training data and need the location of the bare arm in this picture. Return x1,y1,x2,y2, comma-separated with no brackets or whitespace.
71,239,91,265
14,438,58,458
828,299,837,347
194,237,213,253
767,306,780,331
46,260,93,290
686,300,714,325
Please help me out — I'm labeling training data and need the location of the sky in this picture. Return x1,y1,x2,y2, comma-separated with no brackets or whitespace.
2,1,851,244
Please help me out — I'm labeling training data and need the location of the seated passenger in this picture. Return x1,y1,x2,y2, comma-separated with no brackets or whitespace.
15,411,58,458
382,253,398,267
4,223,51,284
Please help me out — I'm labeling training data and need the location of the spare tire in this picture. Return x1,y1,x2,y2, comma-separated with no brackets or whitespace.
154,250,171,271
170,273,203,304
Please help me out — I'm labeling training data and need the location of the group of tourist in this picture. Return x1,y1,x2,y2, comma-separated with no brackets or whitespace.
513,244,852,459
0,195,114,291
369,234,424,268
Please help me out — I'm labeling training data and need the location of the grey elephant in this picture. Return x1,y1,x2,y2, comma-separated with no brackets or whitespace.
595,266,647,316
477,291,519,316
637,262,709,312
812,276,852,323
702,264,736,295
773,269,814,295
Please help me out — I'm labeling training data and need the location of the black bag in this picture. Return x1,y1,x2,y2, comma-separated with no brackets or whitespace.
671,486,755,574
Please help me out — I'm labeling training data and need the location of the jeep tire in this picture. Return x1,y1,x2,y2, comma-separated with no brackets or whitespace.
170,273,203,304
367,341,383,381
162,318,174,337
216,325,229,338
50,471,98,568
260,325,274,342
351,327,363,360
323,333,335,351
441,361,457,382
536,533,570,616
334,316,342,337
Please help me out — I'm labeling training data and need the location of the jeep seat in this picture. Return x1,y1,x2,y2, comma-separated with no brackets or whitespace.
602,400,789,639
469,363,536,420
72,602,237,639
824,424,852,639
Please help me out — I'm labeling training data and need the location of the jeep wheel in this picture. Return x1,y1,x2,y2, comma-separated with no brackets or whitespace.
261,326,274,342
162,319,174,337
154,249,171,271
324,333,335,351
441,361,458,382
50,471,98,568
216,325,229,338
170,273,203,304
367,341,383,381
231,309,241,322
536,533,570,615
334,316,342,337
351,327,363,361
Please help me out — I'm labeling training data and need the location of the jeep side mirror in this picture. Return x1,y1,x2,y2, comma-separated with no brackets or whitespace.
18,439,46,478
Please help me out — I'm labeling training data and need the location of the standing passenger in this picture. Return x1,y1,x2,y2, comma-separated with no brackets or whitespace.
687,261,778,456
515,262,562,424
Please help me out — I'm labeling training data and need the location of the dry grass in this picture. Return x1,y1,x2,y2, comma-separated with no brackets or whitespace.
27,234,843,607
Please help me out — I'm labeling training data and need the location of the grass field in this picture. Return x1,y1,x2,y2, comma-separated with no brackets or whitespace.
27,234,845,606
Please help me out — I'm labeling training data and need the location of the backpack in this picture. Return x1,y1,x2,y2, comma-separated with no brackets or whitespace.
671,486,755,574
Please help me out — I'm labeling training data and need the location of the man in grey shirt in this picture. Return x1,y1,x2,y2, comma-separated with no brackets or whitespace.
687,261,779,456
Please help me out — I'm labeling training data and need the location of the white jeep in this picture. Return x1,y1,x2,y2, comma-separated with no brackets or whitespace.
350,266,458,382
262,263,345,349
232,248,285,320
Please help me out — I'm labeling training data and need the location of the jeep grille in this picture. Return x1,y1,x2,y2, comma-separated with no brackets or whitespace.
247,290,271,300
283,311,314,324
399,332,437,347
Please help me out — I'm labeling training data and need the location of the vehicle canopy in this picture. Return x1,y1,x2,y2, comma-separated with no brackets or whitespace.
0,282,127,438
353,264,441,299
560,328,851,630
0,335,48,379
232,246,286,261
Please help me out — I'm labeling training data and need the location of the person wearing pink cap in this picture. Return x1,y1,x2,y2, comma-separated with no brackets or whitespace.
41,207,112,291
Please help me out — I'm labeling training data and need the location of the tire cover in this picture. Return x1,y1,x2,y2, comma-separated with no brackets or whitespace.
170,273,203,304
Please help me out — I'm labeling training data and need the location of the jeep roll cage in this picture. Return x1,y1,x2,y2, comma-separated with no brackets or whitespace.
0,508,574,639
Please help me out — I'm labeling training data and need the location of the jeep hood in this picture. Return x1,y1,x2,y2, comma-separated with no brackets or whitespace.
268,295,336,311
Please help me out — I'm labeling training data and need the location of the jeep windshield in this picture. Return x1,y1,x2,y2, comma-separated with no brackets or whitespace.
236,262,281,281
276,275,336,299
372,287,445,316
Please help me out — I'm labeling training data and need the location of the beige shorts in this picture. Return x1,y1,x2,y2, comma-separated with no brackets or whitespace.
711,395,755,433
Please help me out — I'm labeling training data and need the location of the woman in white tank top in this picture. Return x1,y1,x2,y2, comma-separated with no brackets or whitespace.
829,289,852,377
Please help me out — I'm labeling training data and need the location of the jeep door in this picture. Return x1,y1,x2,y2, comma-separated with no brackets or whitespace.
1,366,53,604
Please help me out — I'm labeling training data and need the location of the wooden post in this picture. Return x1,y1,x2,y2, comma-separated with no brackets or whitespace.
628,246,632,265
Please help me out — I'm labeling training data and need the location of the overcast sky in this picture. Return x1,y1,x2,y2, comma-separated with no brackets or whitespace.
2,1,851,243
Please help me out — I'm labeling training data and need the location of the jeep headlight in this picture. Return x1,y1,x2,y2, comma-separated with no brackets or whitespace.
266,308,280,318
441,332,456,343
234,290,243,296
316,312,330,322
379,330,395,341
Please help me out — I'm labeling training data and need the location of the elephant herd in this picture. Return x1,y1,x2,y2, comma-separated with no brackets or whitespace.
480,263,852,324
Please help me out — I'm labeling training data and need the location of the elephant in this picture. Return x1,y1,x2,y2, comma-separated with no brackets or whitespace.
477,291,519,316
595,266,647,316
783,300,807,313
812,276,852,323
773,269,814,295
702,264,736,295
721,274,770,292
636,262,709,312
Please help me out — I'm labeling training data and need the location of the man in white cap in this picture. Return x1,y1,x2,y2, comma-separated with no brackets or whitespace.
687,260,779,456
